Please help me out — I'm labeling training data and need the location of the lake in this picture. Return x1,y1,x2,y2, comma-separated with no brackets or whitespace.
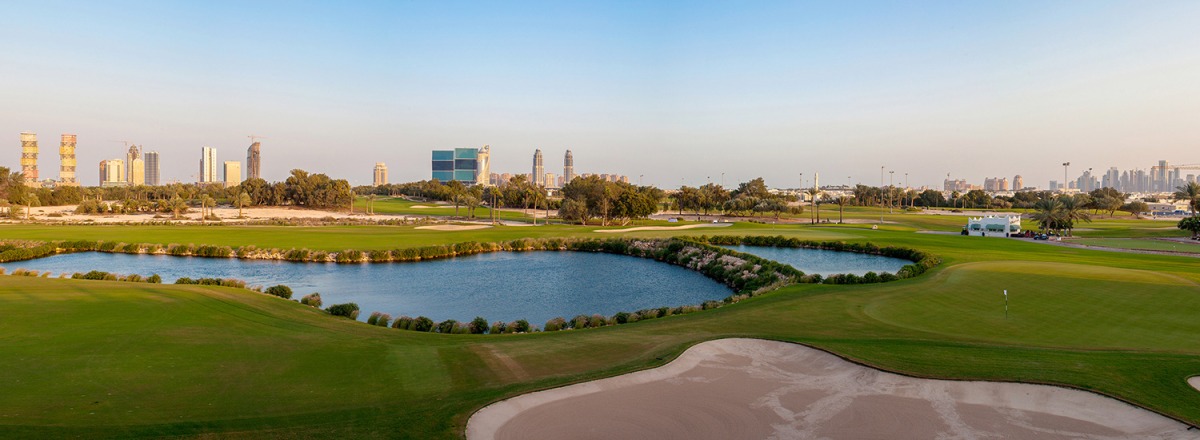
0,251,732,325
720,245,911,276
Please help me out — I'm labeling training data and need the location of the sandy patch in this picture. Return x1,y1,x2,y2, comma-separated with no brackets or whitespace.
467,339,1193,440
2,205,401,224
415,224,492,231
594,223,732,233
1190,376,1200,393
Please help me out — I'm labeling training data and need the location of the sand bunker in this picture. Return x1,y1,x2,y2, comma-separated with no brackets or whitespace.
595,223,732,233
415,224,492,231
468,339,1193,440
1190,376,1200,393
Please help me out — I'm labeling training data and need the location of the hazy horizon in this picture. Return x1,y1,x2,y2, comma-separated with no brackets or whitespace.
2,1,1198,189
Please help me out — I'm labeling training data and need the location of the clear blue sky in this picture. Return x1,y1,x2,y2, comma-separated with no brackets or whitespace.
2,0,1198,188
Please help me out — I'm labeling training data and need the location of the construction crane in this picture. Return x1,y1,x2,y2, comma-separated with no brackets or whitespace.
247,135,267,143
1152,163,1200,172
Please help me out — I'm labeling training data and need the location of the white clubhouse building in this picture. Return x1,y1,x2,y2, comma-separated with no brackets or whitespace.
965,214,1022,237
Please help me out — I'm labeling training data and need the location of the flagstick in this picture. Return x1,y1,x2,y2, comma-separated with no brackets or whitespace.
1004,289,1008,320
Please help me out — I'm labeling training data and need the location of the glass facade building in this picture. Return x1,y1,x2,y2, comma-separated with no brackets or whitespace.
432,148,481,184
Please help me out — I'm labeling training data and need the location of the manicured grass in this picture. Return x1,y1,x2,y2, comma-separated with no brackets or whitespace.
1073,238,1200,253
0,222,861,252
1,218,1199,438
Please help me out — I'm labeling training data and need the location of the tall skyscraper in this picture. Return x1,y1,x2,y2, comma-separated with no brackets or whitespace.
374,162,388,186
223,161,241,187
475,145,491,186
145,151,160,185
59,134,77,186
126,144,141,185
247,141,261,180
532,149,545,186
1156,160,1169,192
101,159,125,187
130,157,145,186
19,132,38,185
431,147,487,185
1013,175,1023,191
200,147,218,183
564,150,575,184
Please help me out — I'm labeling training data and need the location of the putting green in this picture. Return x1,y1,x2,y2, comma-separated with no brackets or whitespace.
864,261,1200,352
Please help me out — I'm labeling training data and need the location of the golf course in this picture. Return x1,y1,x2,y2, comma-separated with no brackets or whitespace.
1,209,1199,438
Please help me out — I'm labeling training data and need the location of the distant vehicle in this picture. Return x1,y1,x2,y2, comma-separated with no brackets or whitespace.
1034,234,1049,240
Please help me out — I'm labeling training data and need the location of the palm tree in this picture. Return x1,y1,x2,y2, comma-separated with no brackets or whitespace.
806,188,821,224
1029,198,1064,234
236,192,253,218
23,193,39,220
1174,182,1200,215
1062,196,1092,236
168,196,187,220
200,194,216,222
834,195,852,224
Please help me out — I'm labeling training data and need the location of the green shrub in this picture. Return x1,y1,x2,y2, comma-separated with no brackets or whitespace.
469,316,489,334
412,316,434,332
366,312,382,326
264,285,293,299
544,317,567,331
300,292,322,308
392,316,413,329
436,319,458,334
147,274,162,284
489,321,507,334
326,303,360,319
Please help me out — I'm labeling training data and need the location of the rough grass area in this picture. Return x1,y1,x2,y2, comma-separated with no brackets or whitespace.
0,217,1198,438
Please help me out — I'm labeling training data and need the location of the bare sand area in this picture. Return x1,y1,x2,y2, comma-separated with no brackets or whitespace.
415,224,492,231
468,339,1195,440
3,205,406,224
594,223,733,233
1190,376,1200,393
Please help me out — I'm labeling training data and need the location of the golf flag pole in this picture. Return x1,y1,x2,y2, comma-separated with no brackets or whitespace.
1004,290,1008,320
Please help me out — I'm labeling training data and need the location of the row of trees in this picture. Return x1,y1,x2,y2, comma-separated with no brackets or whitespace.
0,166,352,214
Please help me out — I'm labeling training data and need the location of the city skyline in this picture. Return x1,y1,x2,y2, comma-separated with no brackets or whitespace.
2,1,1199,187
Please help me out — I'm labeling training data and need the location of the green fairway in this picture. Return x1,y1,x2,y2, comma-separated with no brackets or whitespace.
1073,238,1200,253
1,218,1199,438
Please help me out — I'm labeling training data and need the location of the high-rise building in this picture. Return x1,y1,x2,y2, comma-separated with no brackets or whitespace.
200,147,218,183
58,134,77,186
564,150,575,184
1156,160,1169,192
431,147,486,184
130,157,145,186
125,144,141,185
1013,175,1024,191
223,161,241,188
532,149,545,186
101,159,126,187
999,177,1009,191
545,172,557,188
145,151,160,186
247,142,261,180
19,132,38,185
374,162,388,186
475,145,491,186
